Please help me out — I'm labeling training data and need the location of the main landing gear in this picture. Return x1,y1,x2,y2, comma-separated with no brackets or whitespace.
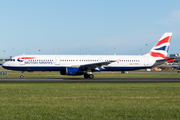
84,73,94,79
20,71,24,79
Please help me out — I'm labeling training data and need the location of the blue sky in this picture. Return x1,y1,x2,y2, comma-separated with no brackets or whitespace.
0,0,180,57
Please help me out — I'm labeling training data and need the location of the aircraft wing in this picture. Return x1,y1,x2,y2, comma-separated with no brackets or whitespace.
79,61,115,70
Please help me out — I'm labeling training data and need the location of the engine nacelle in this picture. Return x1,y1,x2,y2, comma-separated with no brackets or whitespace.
60,67,84,75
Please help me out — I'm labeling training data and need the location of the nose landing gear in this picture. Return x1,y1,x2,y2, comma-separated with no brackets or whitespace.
20,71,24,79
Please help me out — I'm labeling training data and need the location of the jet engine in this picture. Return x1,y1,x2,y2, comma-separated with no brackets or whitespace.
60,67,85,75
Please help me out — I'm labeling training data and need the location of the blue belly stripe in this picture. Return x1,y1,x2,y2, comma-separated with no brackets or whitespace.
3,66,151,71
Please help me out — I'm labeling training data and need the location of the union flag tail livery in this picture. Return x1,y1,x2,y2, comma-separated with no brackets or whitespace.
2,32,174,79
148,32,172,60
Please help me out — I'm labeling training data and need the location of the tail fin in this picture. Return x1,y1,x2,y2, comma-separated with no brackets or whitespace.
148,32,172,59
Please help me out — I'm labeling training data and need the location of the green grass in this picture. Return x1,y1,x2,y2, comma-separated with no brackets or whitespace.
1,66,180,79
0,82,180,119
0,67,180,79
1,71,180,79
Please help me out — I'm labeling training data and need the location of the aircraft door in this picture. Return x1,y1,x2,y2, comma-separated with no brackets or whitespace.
55,57,60,65
98,58,103,62
144,56,149,66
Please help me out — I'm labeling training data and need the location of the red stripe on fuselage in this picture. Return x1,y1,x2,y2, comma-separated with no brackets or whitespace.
155,36,171,47
19,57,36,59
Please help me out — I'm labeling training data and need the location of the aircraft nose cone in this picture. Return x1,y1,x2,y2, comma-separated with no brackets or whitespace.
2,63,5,68
2,62,7,69
2,62,12,70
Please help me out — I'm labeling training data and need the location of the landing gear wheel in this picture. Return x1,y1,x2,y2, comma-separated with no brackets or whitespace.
20,71,24,79
84,74,89,79
89,74,94,79
20,75,24,79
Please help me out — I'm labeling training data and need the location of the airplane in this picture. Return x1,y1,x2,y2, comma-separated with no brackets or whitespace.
2,32,174,79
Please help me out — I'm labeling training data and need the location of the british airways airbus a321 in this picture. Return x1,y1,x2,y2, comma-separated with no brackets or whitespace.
2,33,174,79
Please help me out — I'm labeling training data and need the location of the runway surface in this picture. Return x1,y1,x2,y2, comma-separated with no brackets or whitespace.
0,78,180,82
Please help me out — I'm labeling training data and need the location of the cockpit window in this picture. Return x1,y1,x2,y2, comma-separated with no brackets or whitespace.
10,59,15,61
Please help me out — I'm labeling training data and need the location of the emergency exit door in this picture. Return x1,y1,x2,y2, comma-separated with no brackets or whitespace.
55,57,60,65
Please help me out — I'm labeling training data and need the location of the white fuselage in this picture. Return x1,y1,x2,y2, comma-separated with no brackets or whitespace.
1,32,172,79
2,54,156,71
